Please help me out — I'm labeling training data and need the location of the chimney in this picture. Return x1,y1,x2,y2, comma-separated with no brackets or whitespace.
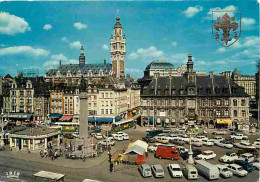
209,71,214,78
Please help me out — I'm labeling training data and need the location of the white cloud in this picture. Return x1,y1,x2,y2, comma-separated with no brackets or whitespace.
102,44,109,50
128,46,164,60
70,41,82,49
44,54,78,67
0,12,31,35
0,46,49,56
43,24,52,30
61,36,69,43
125,68,142,74
241,18,255,27
172,41,177,47
73,22,87,30
205,5,236,20
215,47,227,53
183,6,203,18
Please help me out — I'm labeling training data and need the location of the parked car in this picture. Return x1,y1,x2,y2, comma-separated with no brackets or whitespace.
155,146,179,160
98,139,115,146
237,148,259,158
181,149,202,160
168,164,183,178
252,158,260,170
155,136,169,144
72,132,79,138
215,140,233,149
175,146,188,155
195,160,220,180
216,165,233,178
230,133,248,140
197,150,216,160
190,139,203,147
237,153,254,163
195,135,208,141
142,136,156,143
219,152,238,163
151,164,165,178
170,138,185,146
182,164,198,180
234,141,256,150
201,139,214,146
253,142,260,150
226,164,248,177
147,143,162,153
179,134,190,142
234,160,254,172
213,130,227,135
94,133,103,140
115,132,129,140
222,137,235,144
138,164,152,178
167,133,179,141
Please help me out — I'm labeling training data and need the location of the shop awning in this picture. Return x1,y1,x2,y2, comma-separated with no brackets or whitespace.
3,113,33,119
59,115,73,121
49,113,63,118
88,118,113,123
216,119,232,124
115,116,123,122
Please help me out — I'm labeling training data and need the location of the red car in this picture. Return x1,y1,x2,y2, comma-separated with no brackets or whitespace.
155,146,179,160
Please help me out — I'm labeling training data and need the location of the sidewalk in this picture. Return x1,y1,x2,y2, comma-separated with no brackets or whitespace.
0,146,111,169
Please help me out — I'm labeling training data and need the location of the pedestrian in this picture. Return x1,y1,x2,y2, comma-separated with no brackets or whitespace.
108,153,112,163
109,162,114,173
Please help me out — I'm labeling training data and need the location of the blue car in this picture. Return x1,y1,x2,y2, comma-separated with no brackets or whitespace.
234,160,254,172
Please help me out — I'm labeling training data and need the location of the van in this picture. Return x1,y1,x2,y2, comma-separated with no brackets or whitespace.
155,146,179,160
195,160,220,180
182,164,198,180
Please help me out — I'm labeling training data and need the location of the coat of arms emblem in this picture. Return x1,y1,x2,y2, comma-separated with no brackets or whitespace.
212,10,241,47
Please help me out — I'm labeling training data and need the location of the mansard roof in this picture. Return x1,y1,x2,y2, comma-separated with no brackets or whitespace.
46,63,112,76
141,75,248,97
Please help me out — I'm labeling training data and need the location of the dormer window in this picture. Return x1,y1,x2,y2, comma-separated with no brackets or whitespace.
180,89,184,95
188,88,194,95
172,89,176,95
164,89,169,95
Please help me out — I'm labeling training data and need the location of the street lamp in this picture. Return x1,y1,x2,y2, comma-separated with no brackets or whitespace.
187,127,194,164
1,109,4,133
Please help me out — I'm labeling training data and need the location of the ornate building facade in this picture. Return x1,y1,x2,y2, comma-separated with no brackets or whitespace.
139,54,250,129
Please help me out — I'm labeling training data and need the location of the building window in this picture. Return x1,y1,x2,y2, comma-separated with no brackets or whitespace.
216,110,221,116
101,109,104,114
172,100,176,106
110,109,113,114
225,99,229,106
233,99,237,106
188,88,194,95
102,93,104,98
241,110,246,117
234,110,238,117
224,110,229,116
241,99,246,106
106,109,108,114
105,93,108,98
216,99,221,106
180,90,184,95
172,90,176,95
143,109,147,116
101,101,104,106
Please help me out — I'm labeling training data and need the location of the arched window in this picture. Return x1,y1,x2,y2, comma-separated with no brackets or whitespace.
233,99,237,106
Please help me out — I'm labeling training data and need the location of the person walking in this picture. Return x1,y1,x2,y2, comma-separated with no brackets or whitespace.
108,152,112,163
109,162,114,173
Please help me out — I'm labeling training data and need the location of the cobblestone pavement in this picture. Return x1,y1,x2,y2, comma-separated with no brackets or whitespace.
0,126,259,182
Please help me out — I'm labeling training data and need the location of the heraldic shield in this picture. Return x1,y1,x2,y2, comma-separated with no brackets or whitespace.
212,10,241,47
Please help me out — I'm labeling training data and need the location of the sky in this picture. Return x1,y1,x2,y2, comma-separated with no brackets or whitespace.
0,1,259,78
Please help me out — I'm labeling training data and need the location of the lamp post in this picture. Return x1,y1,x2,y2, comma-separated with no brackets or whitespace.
1,109,4,133
187,128,194,164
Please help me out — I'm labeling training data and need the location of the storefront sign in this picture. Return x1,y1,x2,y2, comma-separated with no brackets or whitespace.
216,119,231,124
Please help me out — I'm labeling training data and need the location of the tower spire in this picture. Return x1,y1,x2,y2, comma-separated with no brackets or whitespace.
79,45,86,66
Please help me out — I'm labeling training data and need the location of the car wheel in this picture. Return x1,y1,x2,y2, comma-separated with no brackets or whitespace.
172,158,175,160
159,156,162,159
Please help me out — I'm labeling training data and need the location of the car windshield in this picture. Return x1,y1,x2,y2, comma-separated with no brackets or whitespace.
190,171,197,174
156,169,163,173
222,168,228,172
238,167,243,171
172,168,181,171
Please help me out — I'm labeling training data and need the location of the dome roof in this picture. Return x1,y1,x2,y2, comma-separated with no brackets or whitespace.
232,68,241,76
145,60,175,71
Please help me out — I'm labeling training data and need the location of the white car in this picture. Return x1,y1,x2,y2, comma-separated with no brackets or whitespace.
151,164,165,178
237,153,254,163
201,139,214,146
212,136,224,144
226,164,248,177
94,133,103,140
147,143,162,153
252,158,260,170
195,135,208,141
138,164,152,178
72,132,79,138
253,141,260,149
179,134,190,142
98,139,115,146
234,141,256,149
216,165,233,178
219,152,238,163
215,141,233,149
190,139,203,147
167,133,179,141
213,130,227,135
168,164,183,178
230,133,248,140
113,132,129,140
197,150,216,160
